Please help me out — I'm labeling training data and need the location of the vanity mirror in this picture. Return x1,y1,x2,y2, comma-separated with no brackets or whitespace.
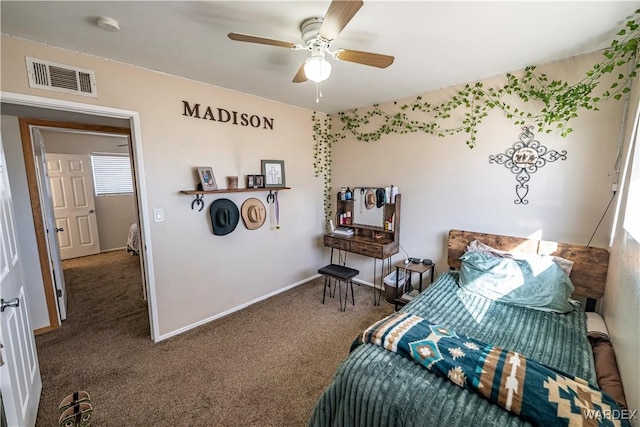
352,187,385,228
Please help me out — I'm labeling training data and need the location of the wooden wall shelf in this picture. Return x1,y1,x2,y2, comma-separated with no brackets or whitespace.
181,187,290,211
180,187,290,195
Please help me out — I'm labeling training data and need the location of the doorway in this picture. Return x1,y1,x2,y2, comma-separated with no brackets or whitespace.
40,126,143,322
20,119,147,331
0,91,159,341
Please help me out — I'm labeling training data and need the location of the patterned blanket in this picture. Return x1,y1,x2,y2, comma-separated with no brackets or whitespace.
352,312,629,427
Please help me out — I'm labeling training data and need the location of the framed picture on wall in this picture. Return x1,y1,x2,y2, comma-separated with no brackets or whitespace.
255,174,265,188
246,174,255,188
197,166,217,191
261,160,285,188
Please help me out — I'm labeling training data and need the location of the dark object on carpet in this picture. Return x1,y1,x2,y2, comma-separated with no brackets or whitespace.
58,401,92,427
58,391,91,414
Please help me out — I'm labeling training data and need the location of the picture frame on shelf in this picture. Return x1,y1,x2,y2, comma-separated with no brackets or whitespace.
197,166,217,191
255,174,265,188
246,174,255,188
261,160,285,188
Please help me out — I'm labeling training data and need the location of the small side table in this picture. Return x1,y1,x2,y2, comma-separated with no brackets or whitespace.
393,260,435,311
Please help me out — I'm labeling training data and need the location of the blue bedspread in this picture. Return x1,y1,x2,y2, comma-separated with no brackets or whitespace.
352,311,628,427
309,271,609,427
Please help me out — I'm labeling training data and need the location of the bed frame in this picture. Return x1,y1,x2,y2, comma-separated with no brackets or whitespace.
447,229,609,301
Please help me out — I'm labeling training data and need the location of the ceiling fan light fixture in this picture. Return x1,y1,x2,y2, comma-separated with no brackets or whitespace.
304,56,332,82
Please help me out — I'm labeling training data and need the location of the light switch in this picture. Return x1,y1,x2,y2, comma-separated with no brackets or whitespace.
153,208,164,222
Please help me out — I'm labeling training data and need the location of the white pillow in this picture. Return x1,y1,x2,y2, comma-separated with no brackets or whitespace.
465,240,513,258
549,255,574,277
586,312,609,337
465,240,574,276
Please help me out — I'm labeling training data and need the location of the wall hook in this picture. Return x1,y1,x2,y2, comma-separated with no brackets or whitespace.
191,194,205,211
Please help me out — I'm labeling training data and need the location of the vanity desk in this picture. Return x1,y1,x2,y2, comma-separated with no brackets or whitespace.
323,234,398,259
323,191,401,305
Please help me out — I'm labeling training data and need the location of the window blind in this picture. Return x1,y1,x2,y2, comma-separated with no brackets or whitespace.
91,153,133,195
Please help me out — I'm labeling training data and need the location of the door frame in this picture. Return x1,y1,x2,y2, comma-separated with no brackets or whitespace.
0,91,159,342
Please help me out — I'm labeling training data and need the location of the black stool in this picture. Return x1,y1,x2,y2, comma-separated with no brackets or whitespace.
318,264,359,311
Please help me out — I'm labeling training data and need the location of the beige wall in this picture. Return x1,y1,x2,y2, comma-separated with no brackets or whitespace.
330,51,622,279
1,35,326,337
93,195,136,251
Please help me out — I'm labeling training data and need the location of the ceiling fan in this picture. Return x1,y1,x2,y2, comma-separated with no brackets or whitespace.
227,0,394,86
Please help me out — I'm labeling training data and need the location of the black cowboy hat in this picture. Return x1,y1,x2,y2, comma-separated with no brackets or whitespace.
375,188,386,208
210,198,239,236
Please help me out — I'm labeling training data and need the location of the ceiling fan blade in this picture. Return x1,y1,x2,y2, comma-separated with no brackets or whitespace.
292,63,308,83
319,0,364,41
334,49,394,68
227,32,296,49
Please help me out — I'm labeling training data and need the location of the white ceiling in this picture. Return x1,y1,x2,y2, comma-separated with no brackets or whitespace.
1,1,639,113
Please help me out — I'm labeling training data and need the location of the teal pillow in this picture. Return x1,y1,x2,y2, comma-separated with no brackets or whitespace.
459,251,575,313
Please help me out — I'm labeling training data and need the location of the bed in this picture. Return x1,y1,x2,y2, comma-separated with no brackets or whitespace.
309,230,628,427
126,222,140,255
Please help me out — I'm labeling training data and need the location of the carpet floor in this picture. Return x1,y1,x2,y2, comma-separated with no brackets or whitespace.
35,250,392,426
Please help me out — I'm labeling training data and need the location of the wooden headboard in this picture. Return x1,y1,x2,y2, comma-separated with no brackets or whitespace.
447,229,610,300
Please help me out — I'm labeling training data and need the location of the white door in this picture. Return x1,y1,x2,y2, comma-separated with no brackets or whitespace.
32,129,67,321
0,135,42,427
46,153,100,260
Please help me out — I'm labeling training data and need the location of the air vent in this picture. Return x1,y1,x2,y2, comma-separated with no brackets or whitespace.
26,57,97,97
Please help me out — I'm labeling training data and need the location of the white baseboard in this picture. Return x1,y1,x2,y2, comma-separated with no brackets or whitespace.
100,246,127,253
353,278,382,289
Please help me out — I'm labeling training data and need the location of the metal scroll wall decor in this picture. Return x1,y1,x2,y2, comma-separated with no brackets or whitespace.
489,126,567,205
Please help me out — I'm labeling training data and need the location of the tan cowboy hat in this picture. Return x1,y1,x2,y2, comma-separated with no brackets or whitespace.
241,198,266,230
365,188,377,210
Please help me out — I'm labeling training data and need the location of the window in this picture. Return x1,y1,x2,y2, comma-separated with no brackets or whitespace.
90,153,133,195
611,98,640,244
